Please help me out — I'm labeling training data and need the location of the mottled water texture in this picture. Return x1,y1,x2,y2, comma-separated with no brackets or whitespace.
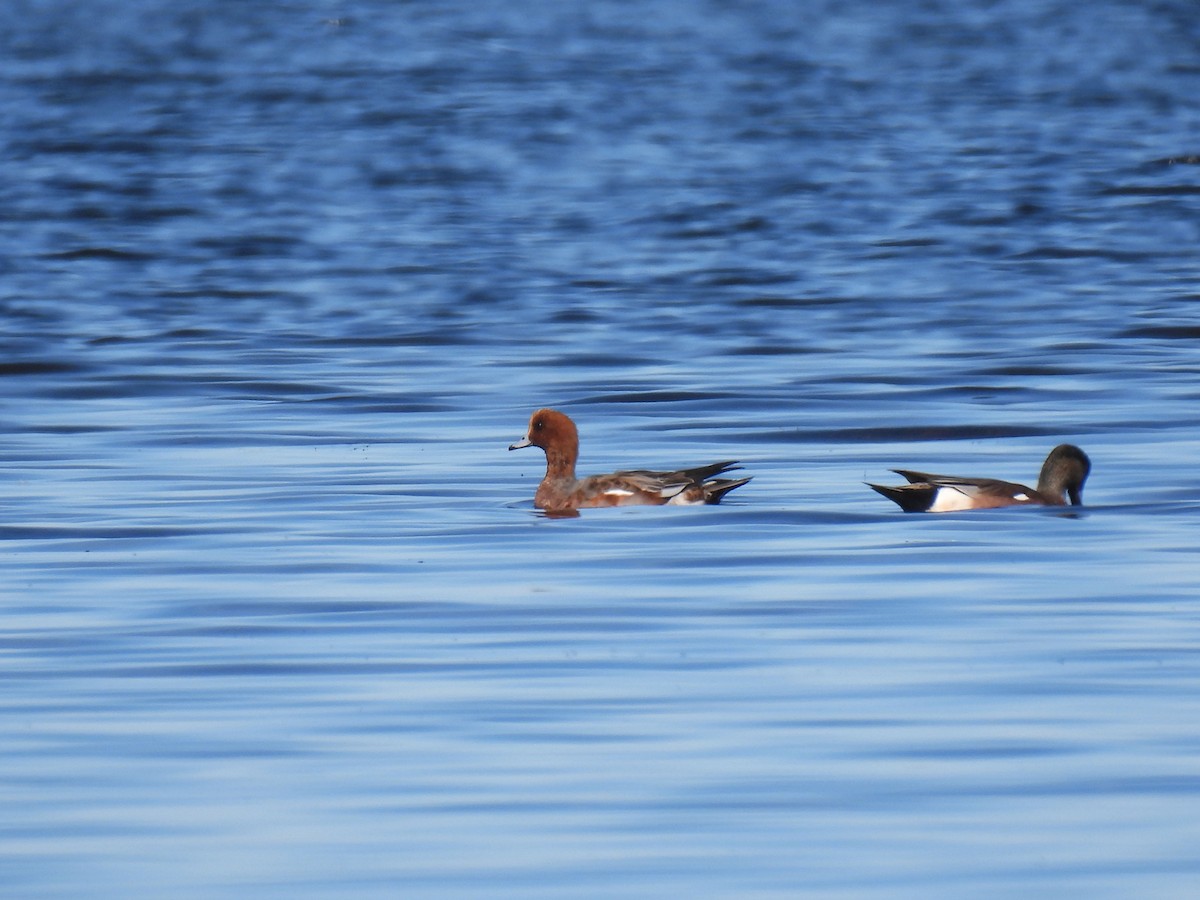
3,0,1200,896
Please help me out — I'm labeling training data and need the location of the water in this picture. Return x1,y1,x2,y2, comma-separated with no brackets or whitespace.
3,0,1200,895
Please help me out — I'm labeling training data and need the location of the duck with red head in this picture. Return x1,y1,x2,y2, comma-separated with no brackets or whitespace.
509,408,751,514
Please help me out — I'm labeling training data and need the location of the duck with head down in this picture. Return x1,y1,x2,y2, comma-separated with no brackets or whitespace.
509,408,751,514
868,444,1091,513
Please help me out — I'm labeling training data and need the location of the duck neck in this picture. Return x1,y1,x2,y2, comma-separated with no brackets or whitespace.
544,441,577,481
1036,466,1070,504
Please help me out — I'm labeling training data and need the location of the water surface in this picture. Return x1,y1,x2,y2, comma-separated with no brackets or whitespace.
3,0,1200,896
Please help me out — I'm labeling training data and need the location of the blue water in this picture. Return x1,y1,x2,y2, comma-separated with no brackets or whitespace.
3,0,1200,896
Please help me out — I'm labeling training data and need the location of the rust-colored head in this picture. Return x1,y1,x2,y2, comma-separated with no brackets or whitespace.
508,408,580,477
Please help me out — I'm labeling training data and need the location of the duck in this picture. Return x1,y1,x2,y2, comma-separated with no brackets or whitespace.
868,444,1091,513
508,408,751,513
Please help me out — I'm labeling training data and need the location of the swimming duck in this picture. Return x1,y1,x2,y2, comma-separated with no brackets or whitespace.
509,408,751,513
869,444,1091,513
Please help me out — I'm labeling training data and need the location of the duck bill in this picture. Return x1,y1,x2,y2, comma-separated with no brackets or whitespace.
508,436,532,451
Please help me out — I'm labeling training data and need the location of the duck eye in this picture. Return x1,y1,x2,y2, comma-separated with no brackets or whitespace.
534,418,544,431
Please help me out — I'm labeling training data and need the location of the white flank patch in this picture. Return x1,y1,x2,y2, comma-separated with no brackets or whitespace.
604,488,635,497
1012,492,1029,502
928,486,976,513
